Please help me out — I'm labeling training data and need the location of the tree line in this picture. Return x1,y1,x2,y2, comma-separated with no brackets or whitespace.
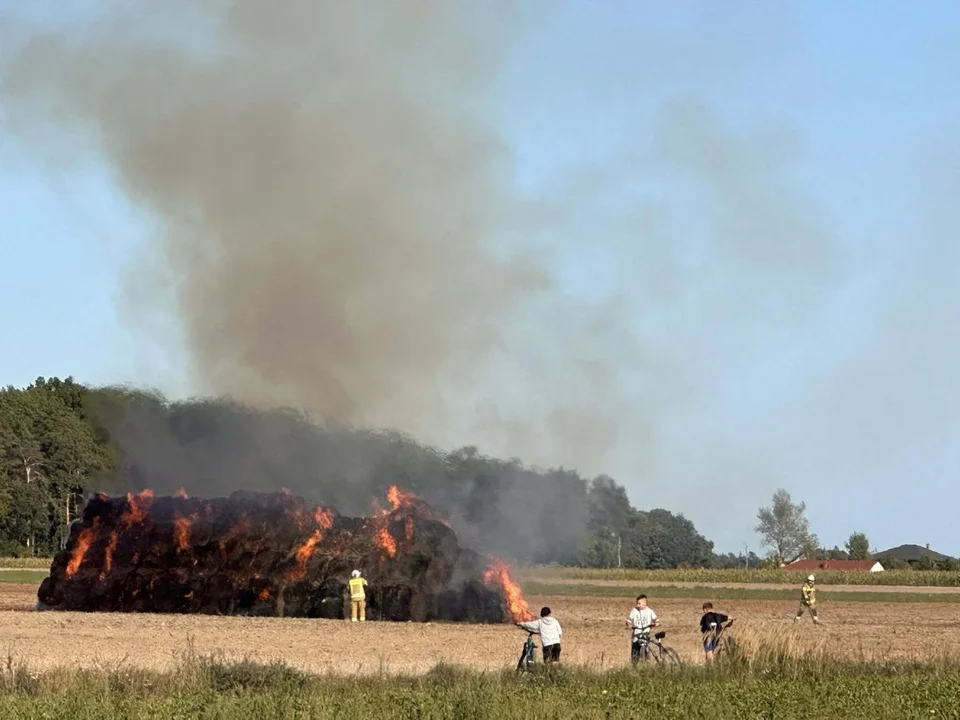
8,377,944,569
0,376,718,567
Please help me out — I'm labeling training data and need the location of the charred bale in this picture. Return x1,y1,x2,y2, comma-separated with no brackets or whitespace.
39,489,522,624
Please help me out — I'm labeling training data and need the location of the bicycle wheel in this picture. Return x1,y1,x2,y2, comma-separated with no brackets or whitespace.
654,645,682,666
630,640,649,666
516,651,527,672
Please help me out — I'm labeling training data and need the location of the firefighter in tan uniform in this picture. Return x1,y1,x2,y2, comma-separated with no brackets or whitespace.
795,574,819,624
349,569,368,622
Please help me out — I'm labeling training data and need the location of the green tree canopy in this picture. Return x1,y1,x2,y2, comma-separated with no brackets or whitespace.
845,532,871,561
755,489,819,564
0,378,112,552
0,376,720,567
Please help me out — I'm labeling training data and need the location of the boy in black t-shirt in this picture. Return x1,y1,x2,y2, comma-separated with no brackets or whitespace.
699,602,732,664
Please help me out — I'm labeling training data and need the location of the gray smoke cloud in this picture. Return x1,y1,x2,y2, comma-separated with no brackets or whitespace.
16,2,949,554
0,0,667,475
2,1,542,429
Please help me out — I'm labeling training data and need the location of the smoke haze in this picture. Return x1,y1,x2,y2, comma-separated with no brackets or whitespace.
0,1,836,539
3,2,957,553
2,1,542,426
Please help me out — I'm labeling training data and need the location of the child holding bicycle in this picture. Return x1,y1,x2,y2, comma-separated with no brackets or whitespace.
626,594,659,664
517,606,563,664
699,601,732,664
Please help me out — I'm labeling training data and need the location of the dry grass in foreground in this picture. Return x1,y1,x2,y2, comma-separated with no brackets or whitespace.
1,637,959,720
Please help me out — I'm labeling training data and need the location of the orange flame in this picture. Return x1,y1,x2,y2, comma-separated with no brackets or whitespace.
371,486,424,557
174,513,194,551
286,507,335,581
100,530,119,580
257,588,270,602
316,507,334,531
66,519,99,577
387,485,416,510
483,559,534,622
379,485,451,529
376,526,397,557
122,489,154,527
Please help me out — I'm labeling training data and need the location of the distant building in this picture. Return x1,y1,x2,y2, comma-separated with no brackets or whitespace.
875,544,950,563
786,559,884,572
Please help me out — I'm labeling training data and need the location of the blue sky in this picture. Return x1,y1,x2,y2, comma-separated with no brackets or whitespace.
2,1,959,556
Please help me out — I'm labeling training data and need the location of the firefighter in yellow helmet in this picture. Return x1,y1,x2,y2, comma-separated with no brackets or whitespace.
795,574,819,625
349,569,368,622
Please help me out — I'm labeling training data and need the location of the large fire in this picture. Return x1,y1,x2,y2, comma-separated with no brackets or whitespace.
173,512,194,551
99,530,118,581
387,485,414,510
287,507,336,581
376,526,398,557
483,558,534,622
372,484,417,558
65,518,98,577
122,489,153,526
43,485,531,624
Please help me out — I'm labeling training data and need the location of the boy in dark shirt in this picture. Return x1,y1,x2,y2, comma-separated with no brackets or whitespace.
699,602,732,664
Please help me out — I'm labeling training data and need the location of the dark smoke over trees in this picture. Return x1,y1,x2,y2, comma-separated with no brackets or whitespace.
0,377,716,567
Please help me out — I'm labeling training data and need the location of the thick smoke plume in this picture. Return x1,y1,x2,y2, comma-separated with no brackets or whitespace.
82,390,590,566
0,1,650,500
1,1,543,433
5,2,897,553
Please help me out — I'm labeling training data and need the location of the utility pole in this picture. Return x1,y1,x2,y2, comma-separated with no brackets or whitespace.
64,493,70,550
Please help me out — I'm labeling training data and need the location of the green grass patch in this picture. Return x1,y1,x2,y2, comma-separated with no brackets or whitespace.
1,653,959,719
522,565,960,587
522,581,960,603
0,570,48,585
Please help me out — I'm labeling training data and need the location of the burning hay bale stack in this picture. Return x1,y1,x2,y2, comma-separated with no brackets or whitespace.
38,486,532,624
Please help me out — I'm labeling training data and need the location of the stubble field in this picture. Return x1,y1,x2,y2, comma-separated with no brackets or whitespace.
2,580,959,673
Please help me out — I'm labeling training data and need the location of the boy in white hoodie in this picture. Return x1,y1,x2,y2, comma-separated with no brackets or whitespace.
517,606,563,663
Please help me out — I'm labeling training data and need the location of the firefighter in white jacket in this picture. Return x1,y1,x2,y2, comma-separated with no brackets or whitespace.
517,606,563,663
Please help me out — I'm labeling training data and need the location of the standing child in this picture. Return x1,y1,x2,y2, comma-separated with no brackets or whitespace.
517,606,563,664
795,574,819,625
699,602,732,663
626,594,659,664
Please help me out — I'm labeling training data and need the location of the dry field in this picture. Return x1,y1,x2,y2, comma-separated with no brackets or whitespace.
522,576,960,594
1,581,957,675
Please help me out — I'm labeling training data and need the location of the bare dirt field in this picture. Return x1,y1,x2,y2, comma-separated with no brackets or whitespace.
519,576,960,594
1,582,956,675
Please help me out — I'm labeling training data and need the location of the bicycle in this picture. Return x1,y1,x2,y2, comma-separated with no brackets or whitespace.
516,631,537,671
709,619,736,662
628,624,681,666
